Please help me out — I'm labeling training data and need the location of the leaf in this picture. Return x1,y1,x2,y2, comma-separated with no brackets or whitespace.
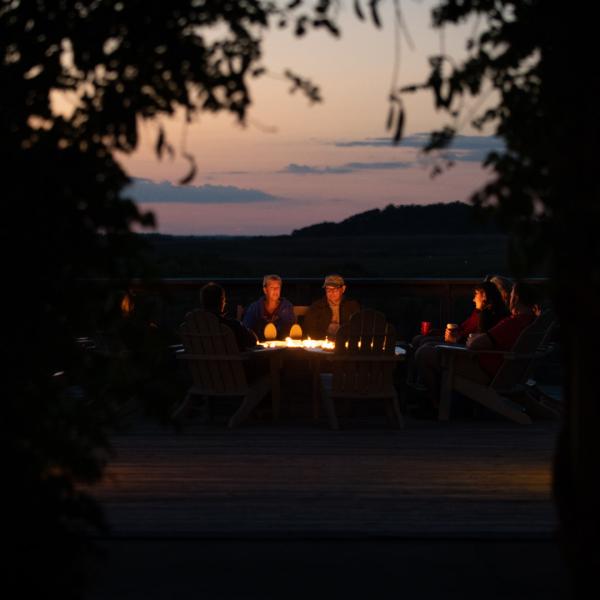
354,0,365,21
179,152,197,185
369,0,381,28
315,0,330,14
385,104,395,131
393,106,404,144
295,15,307,36
314,18,340,37
155,126,165,160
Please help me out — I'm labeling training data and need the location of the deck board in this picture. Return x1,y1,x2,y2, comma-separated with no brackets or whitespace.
92,415,561,538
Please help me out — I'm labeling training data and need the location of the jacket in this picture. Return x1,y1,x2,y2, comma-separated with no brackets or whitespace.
303,297,361,339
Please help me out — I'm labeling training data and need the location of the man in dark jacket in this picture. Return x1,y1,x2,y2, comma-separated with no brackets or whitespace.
304,274,360,339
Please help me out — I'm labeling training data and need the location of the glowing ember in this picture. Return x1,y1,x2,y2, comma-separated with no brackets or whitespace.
259,337,334,350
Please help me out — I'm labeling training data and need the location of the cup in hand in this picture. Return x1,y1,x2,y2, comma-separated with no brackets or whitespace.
444,323,459,343
420,321,432,336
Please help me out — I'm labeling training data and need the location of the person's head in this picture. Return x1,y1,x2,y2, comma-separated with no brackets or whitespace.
262,274,282,304
323,274,346,306
485,274,513,306
509,281,540,315
200,282,226,315
473,280,505,312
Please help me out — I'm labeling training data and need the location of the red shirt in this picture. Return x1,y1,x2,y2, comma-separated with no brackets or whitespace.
459,309,481,339
478,313,535,377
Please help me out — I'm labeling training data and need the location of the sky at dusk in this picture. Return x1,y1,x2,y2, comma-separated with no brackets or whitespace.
119,1,498,236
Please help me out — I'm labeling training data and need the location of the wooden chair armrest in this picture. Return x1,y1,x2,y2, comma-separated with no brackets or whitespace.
436,344,547,359
177,353,247,361
327,354,400,363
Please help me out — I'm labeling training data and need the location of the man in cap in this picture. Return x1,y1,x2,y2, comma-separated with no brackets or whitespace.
304,274,360,339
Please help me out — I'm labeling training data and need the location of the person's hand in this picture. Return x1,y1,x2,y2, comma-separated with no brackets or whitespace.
444,329,457,343
466,333,485,348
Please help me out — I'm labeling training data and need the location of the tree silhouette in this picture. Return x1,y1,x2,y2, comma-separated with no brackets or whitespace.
394,1,598,594
1,1,340,596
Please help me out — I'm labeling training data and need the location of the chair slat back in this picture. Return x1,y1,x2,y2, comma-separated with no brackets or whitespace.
331,310,397,397
490,310,556,391
180,310,247,395
335,309,395,355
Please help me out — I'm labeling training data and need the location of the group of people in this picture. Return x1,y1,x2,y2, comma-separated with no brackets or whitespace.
196,272,544,414
413,275,542,414
198,273,360,349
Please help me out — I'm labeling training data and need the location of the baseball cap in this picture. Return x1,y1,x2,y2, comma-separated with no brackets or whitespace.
323,274,345,288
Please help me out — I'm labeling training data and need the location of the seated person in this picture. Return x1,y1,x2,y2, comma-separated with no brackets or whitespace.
200,282,258,351
485,274,513,308
449,280,510,343
242,274,295,341
415,281,539,411
304,274,360,339
412,280,509,351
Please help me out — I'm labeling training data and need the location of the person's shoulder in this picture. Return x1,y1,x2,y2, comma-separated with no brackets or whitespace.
488,313,511,331
246,297,263,310
280,297,294,309
308,297,326,309
344,297,361,309
516,312,536,326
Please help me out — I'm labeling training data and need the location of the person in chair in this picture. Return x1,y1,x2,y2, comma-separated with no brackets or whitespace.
242,274,295,341
200,282,258,351
415,281,539,413
304,274,360,340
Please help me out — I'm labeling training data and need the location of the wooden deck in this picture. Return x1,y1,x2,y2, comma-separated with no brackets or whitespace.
93,413,561,539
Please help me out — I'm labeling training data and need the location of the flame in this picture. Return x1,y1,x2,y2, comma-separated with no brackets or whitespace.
120,292,134,317
260,337,334,350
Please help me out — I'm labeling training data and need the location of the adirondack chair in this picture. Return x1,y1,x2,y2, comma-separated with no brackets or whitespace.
437,310,556,424
319,309,404,430
174,310,270,428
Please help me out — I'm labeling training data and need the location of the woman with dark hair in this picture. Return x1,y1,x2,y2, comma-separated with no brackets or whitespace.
449,280,510,343
415,280,539,415
409,280,509,392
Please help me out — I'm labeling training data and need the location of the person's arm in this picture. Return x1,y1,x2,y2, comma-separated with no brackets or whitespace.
467,332,493,350
278,300,296,338
237,321,258,349
459,309,480,338
241,301,254,329
303,303,320,338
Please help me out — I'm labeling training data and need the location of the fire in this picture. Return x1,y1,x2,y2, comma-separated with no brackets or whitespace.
120,291,134,317
259,337,335,350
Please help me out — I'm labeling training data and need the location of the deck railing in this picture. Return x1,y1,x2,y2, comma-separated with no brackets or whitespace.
123,277,549,343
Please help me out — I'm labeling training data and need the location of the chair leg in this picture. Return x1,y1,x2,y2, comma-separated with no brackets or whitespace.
322,396,339,430
390,391,404,429
228,377,270,428
438,358,455,421
319,373,339,430
171,392,193,420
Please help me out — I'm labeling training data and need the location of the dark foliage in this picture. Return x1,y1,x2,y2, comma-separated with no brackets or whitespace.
1,1,341,596
399,1,599,593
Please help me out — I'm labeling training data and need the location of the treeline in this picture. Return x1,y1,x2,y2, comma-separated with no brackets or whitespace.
137,233,512,278
291,202,501,237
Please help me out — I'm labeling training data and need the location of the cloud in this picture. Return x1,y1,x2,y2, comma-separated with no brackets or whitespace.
334,133,505,162
334,137,394,148
284,163,354,175
282,160,412,175
127,179,279,204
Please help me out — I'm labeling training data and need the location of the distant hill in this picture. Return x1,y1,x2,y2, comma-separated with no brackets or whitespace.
291,201,501,237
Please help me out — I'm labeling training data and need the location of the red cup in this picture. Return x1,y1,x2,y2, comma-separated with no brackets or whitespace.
420,321,432,336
